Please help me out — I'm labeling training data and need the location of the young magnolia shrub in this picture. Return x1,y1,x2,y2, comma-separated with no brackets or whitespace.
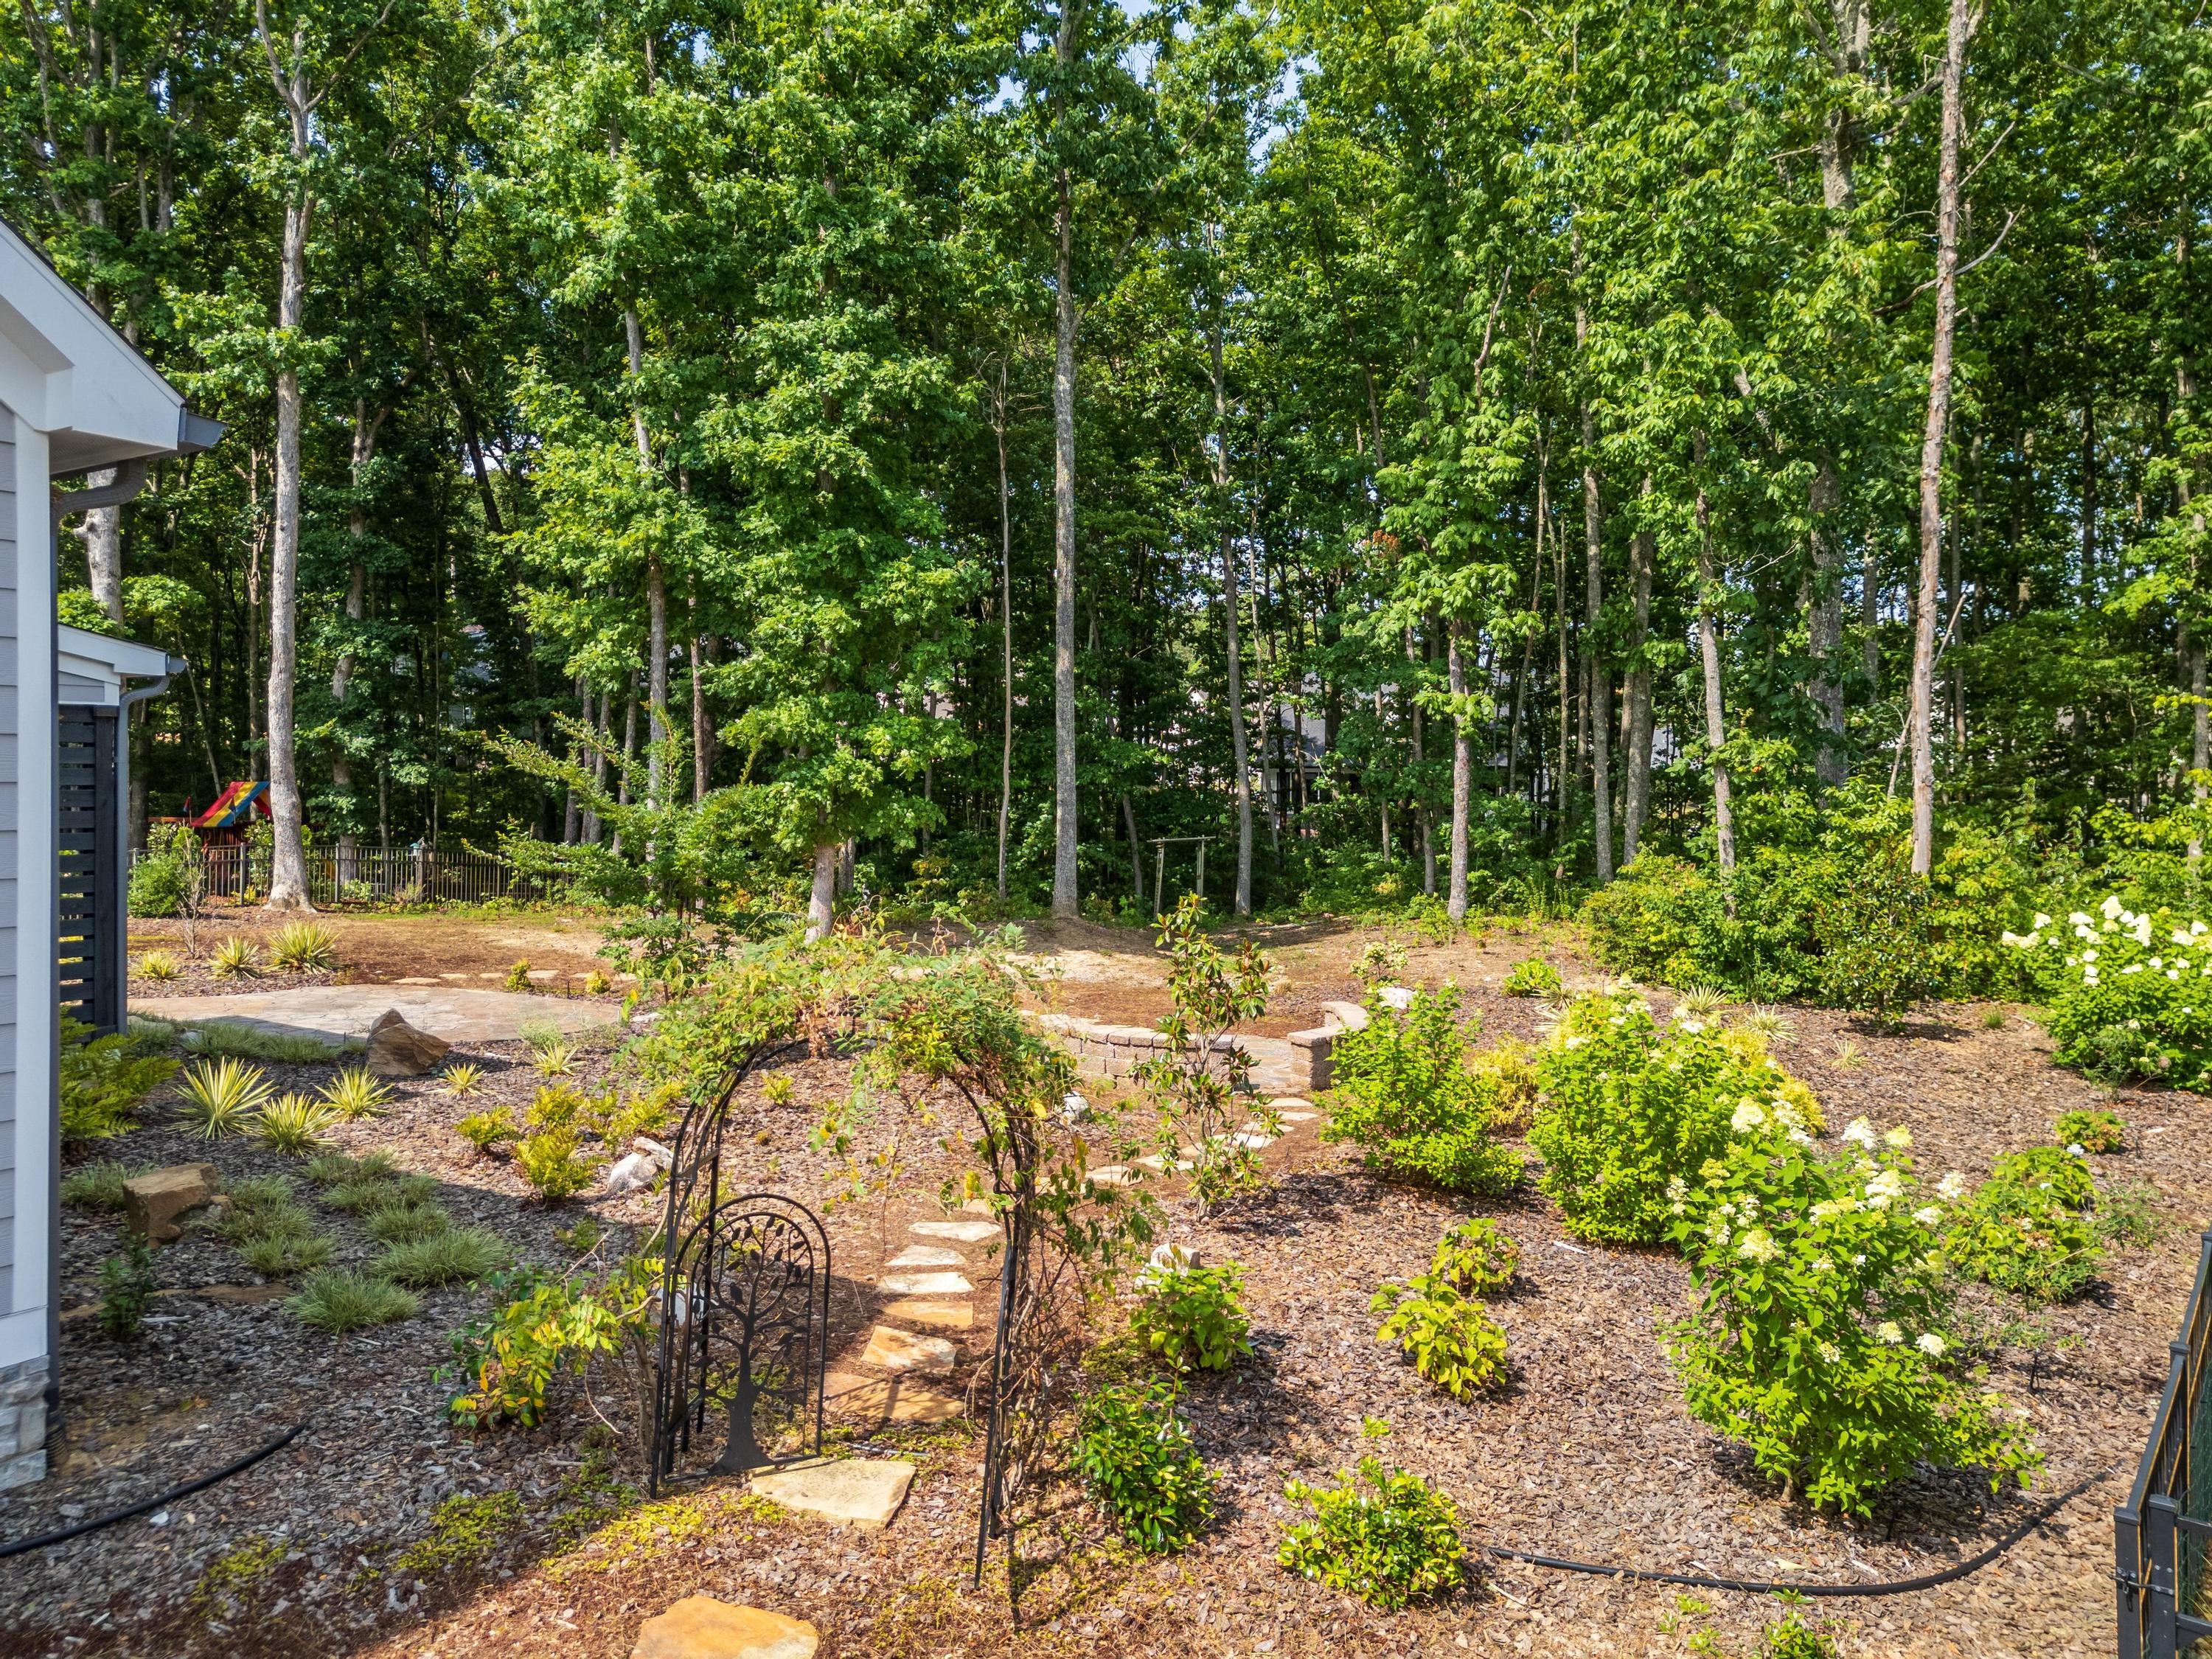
1945,1169,2102,1304
1277,1457,1465,1610
1501,956,1563,997
1990,1146,2095,1212
1130,1261,1252,1373
1073,1380,1215,1553
1371,1277,1508,1399
1529,993,1820,1245
1664,1117,2039,1516
1321,984,1523,1196
2052,1107,2125,1155
2017,897,2212,1085
1430,1218,1520,1295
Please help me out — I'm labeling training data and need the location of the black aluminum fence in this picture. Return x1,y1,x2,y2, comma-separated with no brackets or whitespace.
134,844,574,908
2119,1228,2212,1657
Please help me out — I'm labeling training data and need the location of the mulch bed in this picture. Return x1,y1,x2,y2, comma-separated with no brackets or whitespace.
2,927,2201,1658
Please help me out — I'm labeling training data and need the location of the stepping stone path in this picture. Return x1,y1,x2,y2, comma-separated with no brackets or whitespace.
633,1597,818,1659
748,1458,915,1529
824,1206,1005,1437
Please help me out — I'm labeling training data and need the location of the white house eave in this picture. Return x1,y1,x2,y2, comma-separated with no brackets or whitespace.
58,623,176,688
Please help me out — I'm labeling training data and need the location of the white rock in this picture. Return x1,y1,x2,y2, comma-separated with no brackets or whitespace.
605,1151,661,1196
885,1245,964,1270
880,1271,973,1296
1379,984,1415,1010
911,1220,998,1244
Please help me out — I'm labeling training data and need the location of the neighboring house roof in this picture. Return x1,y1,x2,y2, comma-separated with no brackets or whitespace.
58,625,184,706
192,780,269,830
0,216,222,473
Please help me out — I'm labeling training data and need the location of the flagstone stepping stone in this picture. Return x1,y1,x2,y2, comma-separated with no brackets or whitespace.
824,1371,965,1426
1088,1165,1139,1187
911,1220,998,1244
883,1298,973,1329
1268,1097,1314,1111
862,1325,957,1375
750,1458,915,1528
959,1198,994,1215
1231,1132,1276,1150
1136,1155,1194,1172
880,1270,973,1297
885,1245,964,1270
633,1596,818,1659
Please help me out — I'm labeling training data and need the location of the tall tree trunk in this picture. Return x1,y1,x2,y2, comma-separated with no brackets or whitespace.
1910,0,1975,875
1447,623,1472,922
74,479,123,623
1581,400,1611,882
1694,476,1736,875
1409,626,1433,894
1209,316,1252,917
2079,399,2098,600
689,630,710,804
1622,484,1655,861
566,678,588,843
993,360,1015,903
1809,454,1849,785
263,94,314,912
807,840,836,941
625,307,669,809
1051,162,1079,919
2184,360,2206,874
1121,793,1145,910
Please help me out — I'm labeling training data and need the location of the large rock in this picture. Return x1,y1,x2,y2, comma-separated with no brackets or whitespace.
633,1598,818,1659
364,1009,450,1078
124,1164,220,1243
750,1458,915,1528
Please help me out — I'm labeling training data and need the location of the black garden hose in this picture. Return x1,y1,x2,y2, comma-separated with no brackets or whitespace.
1472,1463,2110,1598
0,1421,306,1559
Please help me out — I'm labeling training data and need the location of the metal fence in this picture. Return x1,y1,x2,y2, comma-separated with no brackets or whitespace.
2118,1228,2212,1657
134,844,574,908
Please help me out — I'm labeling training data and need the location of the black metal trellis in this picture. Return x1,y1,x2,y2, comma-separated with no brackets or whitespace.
973,1205,1023,1586
2118,1228,2212,1658
647,1058,832,1495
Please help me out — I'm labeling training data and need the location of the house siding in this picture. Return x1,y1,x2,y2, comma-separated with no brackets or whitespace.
0,406,14,1321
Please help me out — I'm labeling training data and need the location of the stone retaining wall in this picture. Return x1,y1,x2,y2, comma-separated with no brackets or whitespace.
0,1357,49,1490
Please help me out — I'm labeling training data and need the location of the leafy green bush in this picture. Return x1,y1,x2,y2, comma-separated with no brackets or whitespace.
2021,897,2212,1085
1429,1218,1520,1295
97,1239,159,1340
1073,1380,1214,1553
128,849,189,917
1277,1457,1465,1610
1501,957,1562,997
1763,1613,1841,1659
2053,1107,2125,1154
1321,985,1523,1195
288,1269,420,1334
456,1108,516,1155
1990,1146,2095,1211
442,1268,637,1428
373,1227,509,1288
1528,992,1817,1244
1665,1119,2040,1515
1945,1175,2102,1303
515,1127,600,1200
1130,1262,1251,1373
1371,1277,1508,1399
60,1017,178,1141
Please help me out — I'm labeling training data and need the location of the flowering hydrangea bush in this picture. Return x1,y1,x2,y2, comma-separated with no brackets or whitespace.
1663,1117,2040,1516
1528,992,1823,1244
2008,896,2212,1085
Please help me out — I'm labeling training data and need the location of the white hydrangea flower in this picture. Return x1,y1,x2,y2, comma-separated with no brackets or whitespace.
2085,969,2101,985
2066,1142,2086,1157
1789,1128,1816,1147
1884,1125,1913,1150
2002,931,2027,948
2102,895,2125,919
2084,949,2099,963
2151,956,2164,970
1867,1170,1905,1200
1736,1228,1778,1263
2034,913,2051,930
1938,1172,1968,1200
1809,1199,1841,1222
1916,1332,1947,1358
2137,919,2155,945
1877,1321,1903,1344
2174,929,2195,947
1815,1340,1842,1365
2070,911,2093,928
1731,1101,1767,1133
2194,920,2207,936
1913,1206,1943,1227
1842,1118,1877,1150
2123,963,2143,975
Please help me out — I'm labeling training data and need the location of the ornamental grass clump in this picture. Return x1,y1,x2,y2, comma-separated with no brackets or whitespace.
1277,1457,1465,1610
1664,1116,2040,1516
1321,984,1523,1196
1073,1379,1215,1553
1528,992,1821,1245
2014,897,2212,1086
288,1269,419,1335
373,1226,509,1288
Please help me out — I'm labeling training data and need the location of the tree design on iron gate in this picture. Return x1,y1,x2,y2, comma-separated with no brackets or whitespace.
648,1064,832,1494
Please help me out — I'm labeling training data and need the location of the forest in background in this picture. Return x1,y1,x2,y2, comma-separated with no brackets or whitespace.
6,0,2208,933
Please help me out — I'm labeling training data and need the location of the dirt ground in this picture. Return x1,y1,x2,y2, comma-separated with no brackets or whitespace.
3,911,2197,1659
127,911,617,995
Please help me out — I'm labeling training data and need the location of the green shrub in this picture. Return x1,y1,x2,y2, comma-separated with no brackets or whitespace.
1666,1120,2041,1515
1321,986,1523,1195
1945,1177,2102,1303
1990,1146,2095,1211
2053,1107,2126,1154
1763,1613,1842,1659
515,1127,599,1200
1529,992,1816,1245
97,1239,159,1340
128,850,189,917
442,1269,637,1428
1429,1218,1520,1295
60,1017,178,1141
1277,1457,1465,1610
526,1083,585,1130
288,1269,420,1334
1072,1380,1214,1553
455,1108,516,1155
1130,1262,1251,1373
1371,1278,1508,1399
1501,957,1562,997
60,1161,151,1212
2026,897,2212,1086
373,1226,509,1288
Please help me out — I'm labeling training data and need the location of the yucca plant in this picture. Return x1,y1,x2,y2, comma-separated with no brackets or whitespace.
532,1041,577,1079
177,1058,272,1138
441,1062,484,1099
209,936,262,978
319,1066,392,1120
1829,1040,1865,1070
1739,1005,1795,1042
372,1226,508,1288
136,950,181,982
254,1093,338,1155
287,1269,419,1334
365,1201,451,1245
268,921,340,972
1675,985,1728,1020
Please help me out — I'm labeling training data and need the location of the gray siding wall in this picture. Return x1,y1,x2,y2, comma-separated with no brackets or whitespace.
0,406,15,1315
